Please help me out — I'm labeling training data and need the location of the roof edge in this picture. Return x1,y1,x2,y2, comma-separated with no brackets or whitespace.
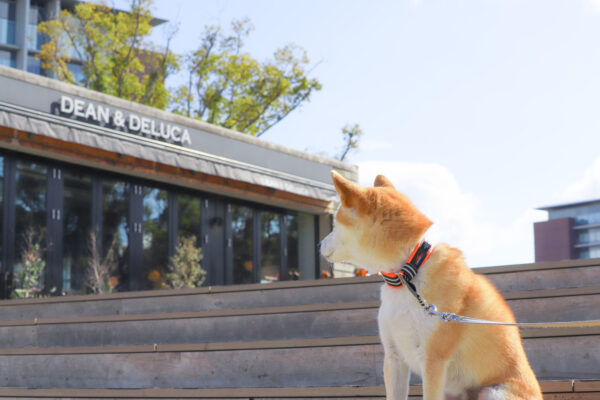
0,66,358,178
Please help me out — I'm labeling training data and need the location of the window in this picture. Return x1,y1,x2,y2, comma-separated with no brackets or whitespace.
0,156,3,271
27,2,44,50
14,161,47,292
177,193,202,246
0,0,15,45
62,170,92,294
285,215,299,280
102,179,129,291
232,205,253,284
67,62,85,84
27,55,41,75
143,187,168,289
260,212,281,283
296,212,317,280
0,49,15,68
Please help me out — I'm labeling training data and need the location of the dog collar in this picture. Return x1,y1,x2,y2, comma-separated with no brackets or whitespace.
379,241,433,289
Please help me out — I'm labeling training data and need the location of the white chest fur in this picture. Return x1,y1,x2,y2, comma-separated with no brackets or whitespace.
377,284,438,376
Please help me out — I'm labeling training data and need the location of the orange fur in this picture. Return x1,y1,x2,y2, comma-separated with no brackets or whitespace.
321,171,542,400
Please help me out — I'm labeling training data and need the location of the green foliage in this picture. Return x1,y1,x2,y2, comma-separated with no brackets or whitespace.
37,0,178,109
338,123,364,161
12,228,52,299
167,236,206,289
171,18,322,136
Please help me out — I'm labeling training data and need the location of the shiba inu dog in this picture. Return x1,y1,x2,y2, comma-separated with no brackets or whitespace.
320,171,542,400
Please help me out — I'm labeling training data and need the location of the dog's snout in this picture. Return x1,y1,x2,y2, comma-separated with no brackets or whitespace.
317,241,322,250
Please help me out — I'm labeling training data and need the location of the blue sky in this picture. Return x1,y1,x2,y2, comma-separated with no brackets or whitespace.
141,0,600,267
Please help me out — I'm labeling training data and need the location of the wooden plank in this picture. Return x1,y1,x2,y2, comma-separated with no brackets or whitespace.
540,380,574,393
0,301,381,327
543,394,600,400
474,258,600,274
0,381,584,398
575,380,600,392
0,346,385,389
35,308,378,348
485,265,600,293
0,338,595,388
0,336,381,356
0,277,381,307
504,286,600,300
520,326,600,339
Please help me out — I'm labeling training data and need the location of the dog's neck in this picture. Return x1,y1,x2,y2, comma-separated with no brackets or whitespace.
379,240,434,289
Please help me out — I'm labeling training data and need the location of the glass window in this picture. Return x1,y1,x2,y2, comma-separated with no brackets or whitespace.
143,187,168,289
297,212,316,280
285,215,299,280
67,62,85,84
177,193,202,245
14,161,47,295
27,3,44,50
102,179,129,291
232,205,253,284
62,170,92,294
0,0,15,45
0,156,3,271
260,212,281,283
27,55,41,75
0,49,15,67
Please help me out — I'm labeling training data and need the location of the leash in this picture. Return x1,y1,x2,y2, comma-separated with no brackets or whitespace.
396,274,600,329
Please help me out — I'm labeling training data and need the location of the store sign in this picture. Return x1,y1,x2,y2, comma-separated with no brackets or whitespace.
59,95,192,146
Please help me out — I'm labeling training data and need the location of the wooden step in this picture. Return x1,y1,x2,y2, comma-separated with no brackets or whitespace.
476,258,600,292
0,279,382,321
0,287,597,349
1,258,598,321
0,380,596,399
0,334,597,389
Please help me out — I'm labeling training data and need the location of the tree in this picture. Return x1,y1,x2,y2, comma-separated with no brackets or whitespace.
37,0,178,109
166,236,206,289
338,123,363,161
12,227,50,298
85,231,118,294
171,18,322,137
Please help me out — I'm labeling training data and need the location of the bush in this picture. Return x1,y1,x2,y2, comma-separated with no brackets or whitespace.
167,236,206,289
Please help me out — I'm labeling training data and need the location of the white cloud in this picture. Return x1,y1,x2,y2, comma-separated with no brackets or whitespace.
560,156,600,203
358,161,545,267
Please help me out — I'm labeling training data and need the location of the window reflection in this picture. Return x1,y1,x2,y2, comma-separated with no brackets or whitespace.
27,55,41,75
27,2,45,50
177,194,202,246
261,212,281,283
0,0,16,45
62,170,92,294
102,179,129,290
14,161,47,287
232,205,253,284
143,187,168,289
0,49,15,67
285,215,299,280
0,157,3,271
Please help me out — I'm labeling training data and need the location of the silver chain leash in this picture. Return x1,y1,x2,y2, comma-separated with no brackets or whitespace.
398,274,600,329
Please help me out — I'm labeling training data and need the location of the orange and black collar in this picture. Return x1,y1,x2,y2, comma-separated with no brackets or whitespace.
379,241,433,289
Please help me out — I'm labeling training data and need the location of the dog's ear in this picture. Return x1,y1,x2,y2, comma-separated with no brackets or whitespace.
374,175,395,189
331,170,362,208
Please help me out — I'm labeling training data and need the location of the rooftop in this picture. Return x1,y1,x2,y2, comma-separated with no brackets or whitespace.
537,198,600,211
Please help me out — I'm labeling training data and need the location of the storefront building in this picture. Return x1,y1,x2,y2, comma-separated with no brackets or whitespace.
0,65,356,298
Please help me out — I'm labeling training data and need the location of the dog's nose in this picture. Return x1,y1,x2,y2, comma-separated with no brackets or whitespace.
317,242,322,250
